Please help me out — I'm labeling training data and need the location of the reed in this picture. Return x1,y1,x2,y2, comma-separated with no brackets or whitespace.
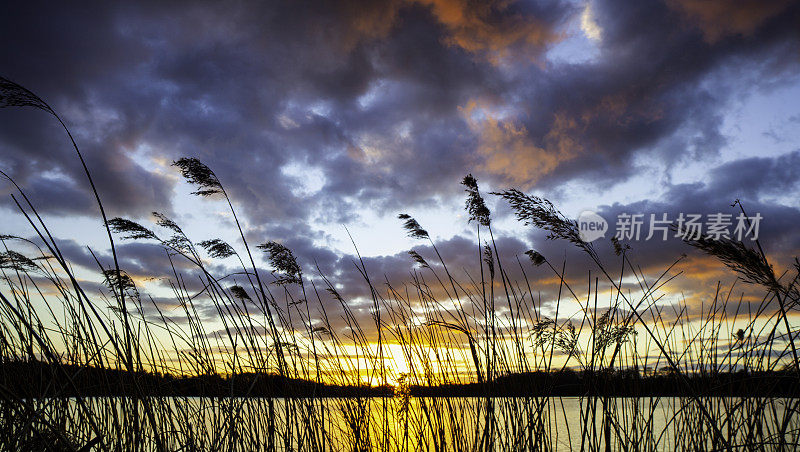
0,77,798,451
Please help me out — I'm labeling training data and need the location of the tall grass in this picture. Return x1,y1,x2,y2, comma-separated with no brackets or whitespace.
0,77,798,451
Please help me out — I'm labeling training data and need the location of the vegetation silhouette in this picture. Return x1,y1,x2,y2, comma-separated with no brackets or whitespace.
1,76,798,451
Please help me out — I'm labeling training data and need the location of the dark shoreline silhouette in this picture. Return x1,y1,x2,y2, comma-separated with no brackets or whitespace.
3,360,797,399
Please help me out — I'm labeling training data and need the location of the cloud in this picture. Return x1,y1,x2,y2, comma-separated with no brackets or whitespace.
463,0,799,191
2,0,799,227
1,0,799,325
463,101,580,186
667,0,796,43
580,3,602,41
412,0,571,63
704,149,800,199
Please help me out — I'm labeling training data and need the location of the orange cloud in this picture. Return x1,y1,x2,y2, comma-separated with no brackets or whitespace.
461,101,582,186
337,0,401,49
336,0,564,63
667,0,794,43
411,0,563,62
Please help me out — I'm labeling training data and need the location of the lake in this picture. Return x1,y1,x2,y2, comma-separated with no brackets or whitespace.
18,396,796,450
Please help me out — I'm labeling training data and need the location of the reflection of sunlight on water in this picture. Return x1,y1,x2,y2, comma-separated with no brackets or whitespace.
54,396,797,451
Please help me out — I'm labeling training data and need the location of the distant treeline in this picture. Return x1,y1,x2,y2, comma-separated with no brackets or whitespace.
410,369,800,397
0,360,393,398
2,360,797,398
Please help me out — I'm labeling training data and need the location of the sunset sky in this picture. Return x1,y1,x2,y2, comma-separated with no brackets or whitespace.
1,0,800,365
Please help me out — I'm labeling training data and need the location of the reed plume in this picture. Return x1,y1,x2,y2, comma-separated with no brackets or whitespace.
173,157,224,197
397,214,429,239
462,174,491,227
258,241,302,285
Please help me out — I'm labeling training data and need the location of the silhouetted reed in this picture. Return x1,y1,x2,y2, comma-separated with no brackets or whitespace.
0,77,798,451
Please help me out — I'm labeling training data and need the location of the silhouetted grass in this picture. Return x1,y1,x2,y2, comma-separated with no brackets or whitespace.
0,76,799,451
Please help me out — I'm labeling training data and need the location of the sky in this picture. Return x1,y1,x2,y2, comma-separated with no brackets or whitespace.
1,0,800,373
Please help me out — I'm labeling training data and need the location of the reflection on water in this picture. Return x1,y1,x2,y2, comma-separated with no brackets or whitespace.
21,396,800,450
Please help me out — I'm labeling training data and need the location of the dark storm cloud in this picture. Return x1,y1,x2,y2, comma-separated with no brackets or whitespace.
0,0,797,223
0,3,175,218
476,0,800,189
704,150,800,199
0,0,572,224
1,0,799,307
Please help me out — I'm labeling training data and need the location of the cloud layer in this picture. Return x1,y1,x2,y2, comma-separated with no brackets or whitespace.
1,0,799,328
